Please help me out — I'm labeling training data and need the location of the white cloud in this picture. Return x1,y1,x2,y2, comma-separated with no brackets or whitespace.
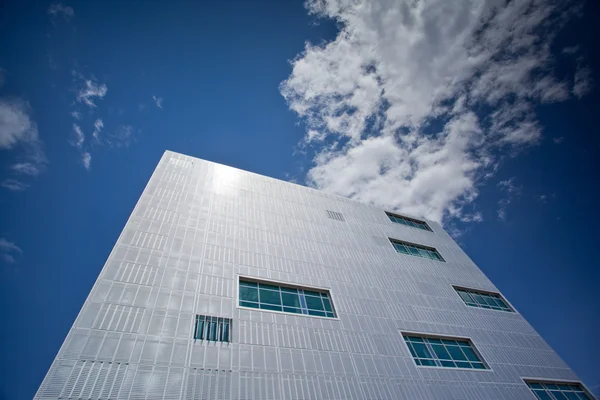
11,162,41,176
573,63,592,98
81,152,91,170
281,0,588,224
0,238,22,263
562,45,579,55
1,179,28,191
92,118,103,141
0,98,47,187
108,125,134,148
152,95,163,109
72,123,84,148
497,178,520,220
48,3,74,22
71,111,81,120
73,72,107,108
553,137,564,144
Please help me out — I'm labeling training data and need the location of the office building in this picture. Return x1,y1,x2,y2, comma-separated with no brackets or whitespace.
36,150,593,399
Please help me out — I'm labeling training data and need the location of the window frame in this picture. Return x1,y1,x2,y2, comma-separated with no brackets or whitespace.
385,211,432,232
452,285,516,313
400,331,492,371
389,238,445,262
236,275,339,320
522,378,595,400
193,315,232,343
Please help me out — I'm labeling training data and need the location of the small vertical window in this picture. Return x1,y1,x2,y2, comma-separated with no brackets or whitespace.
454,287,514,312
402,333,488,369
525,380,593,400
194,315,231,342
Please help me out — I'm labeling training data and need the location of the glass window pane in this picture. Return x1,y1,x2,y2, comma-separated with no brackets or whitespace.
240,300,259,308
283,306,302,314
259,289,281,305
239,280,257,288
280,287,298,293
325,312,335,318
409,247,420,255
458,290,473,303
532,390,554,400
261,303,282,312
440,360,455,368
471,362,486,369
259,283,279,290
395,244,409,254
419,359,436,366
431,344,451,360
460,346,481,362
529,384,544,390
195,320,204,340
455,361,471,368
322,297,333,312
307,309,326,317
551,392,569,400
303,290,321,297
411,343,432,359
446,345,467,361
305,295,324,311
281,292,301,308
564,393,580,400
239,286,258,302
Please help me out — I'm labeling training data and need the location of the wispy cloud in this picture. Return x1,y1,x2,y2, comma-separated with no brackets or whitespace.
1,179,29,191
0,238,22,263
11,162,41,177
553,137,565,144
573,63,592,98
47,3,74,22
152,95,163,109
281,0,589,225
0,97,47,189
497,178,521,221
72,123,84,148
81,152,91,171
73,71,108,108
71,110,81,120
109,125,134,147
92,118,103,141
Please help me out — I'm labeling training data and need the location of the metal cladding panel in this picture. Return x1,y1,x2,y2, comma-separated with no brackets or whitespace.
36,150,584,399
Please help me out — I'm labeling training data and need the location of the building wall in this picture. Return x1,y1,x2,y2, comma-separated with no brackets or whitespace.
36,150,581,399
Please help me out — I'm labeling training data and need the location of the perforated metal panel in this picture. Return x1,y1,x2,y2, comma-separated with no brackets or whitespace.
36,150,589,399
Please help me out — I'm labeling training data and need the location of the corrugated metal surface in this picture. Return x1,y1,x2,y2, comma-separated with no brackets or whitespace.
36,150,584,399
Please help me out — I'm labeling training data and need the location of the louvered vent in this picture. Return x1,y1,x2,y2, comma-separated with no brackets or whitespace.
194,315,231,342
326,210,345,222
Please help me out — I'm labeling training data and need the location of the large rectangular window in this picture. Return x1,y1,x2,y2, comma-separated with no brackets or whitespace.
525,380,593,400
238,278,336,318
390,238,444,261
454,286,514,312
386,211,432,231
402,333,488,369
194,315,231,342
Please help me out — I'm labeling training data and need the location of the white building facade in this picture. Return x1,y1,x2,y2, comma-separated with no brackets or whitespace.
36,150,593,399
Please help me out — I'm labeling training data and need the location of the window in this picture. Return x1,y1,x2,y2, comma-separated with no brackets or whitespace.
386,211,432,231
454,286,514,312
238,278,336,318
525,380,593,400
194,315,231,342
402,333,488,369
389,238,444,261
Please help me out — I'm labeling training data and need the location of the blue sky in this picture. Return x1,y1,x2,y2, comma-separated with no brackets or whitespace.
0,0,598,398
